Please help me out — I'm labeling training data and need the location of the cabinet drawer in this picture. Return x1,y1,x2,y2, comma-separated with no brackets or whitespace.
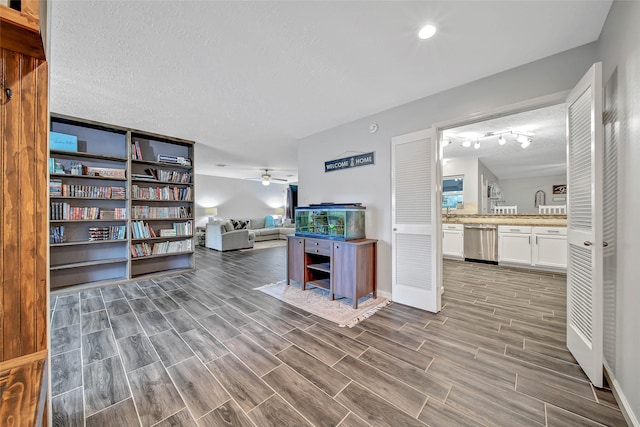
443,224,464,231
532,226,567,235
498,226,531,234
305,238,332,255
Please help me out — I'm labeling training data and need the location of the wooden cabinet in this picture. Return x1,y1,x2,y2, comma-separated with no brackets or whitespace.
1,1,48,422
442,224,464,259
332,240,377,308
287,236,377,308
498,226,532,265
287,236,305,285
532,226,567,269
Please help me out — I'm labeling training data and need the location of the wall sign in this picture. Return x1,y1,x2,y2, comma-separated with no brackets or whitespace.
325,152,375,173
553,184,567,194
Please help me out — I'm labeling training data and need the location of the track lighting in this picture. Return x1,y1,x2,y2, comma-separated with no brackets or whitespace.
520,138,531,149
461,140,471,148
498,135,506,145
448,129,533,149
473,141,480,150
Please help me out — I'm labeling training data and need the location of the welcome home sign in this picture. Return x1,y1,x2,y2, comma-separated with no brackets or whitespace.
325,152,375,173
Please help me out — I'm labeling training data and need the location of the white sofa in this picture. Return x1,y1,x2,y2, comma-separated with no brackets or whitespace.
205,223,254,251
246,217,295,241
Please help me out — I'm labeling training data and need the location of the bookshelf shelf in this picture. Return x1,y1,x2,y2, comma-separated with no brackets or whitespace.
50,196,127,201
131,179,194,186
131,251,194,261
50,258,128,271
131,236,193,242
50,173,128,182
131,159,193,170
51,239,127,247
49,114,196,290
50,150,128,162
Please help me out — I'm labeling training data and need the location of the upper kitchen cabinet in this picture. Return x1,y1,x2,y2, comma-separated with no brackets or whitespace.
0,0,47,59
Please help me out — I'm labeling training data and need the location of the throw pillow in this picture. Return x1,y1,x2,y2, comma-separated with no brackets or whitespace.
223,221,234,233
265,215,275,229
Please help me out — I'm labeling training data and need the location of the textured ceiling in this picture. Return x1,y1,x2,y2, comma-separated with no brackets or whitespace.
443,104,566,180
48,1,611,182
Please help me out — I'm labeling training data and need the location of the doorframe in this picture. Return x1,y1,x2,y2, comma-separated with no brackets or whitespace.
431,90,569,296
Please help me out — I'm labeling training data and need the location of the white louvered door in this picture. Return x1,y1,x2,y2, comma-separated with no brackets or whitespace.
391,128,440,312
566,62,604,387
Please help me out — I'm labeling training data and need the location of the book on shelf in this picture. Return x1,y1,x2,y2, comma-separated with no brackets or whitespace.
131,185,192,201
159,229,177,237
50,225,65,244
132,140,143,161
130,238,192,258
131,205,192,219
88,226,126,241
130,220,156,239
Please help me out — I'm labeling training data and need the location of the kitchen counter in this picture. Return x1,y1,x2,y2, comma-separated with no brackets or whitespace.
442,213,567,227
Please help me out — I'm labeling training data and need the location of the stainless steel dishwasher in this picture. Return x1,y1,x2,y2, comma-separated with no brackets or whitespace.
464,224,498,263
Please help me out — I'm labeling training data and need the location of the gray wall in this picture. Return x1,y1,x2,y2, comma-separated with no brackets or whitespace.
195,174,287,227
597,0,640,423
298,42,598,297
500,174,567,214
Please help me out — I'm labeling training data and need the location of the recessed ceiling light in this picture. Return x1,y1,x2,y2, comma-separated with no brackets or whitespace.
418,24,437,40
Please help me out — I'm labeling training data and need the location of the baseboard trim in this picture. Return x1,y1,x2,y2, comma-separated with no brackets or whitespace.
604,361,639,427
377,290,392,300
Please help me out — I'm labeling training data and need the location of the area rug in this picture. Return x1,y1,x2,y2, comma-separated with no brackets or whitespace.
254,281,390,327
240,240,287,252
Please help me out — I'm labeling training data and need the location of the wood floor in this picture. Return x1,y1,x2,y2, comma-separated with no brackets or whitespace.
50,247,627,426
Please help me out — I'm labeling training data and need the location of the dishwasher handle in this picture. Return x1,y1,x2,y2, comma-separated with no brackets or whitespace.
464,224,497,229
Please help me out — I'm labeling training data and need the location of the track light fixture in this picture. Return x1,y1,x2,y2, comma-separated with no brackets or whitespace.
449,130,534,149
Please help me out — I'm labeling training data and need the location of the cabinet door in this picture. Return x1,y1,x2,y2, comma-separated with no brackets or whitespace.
332,242,354,300
499,233,532,264
442,230,464,258
533,234,567,268
287,236,305,284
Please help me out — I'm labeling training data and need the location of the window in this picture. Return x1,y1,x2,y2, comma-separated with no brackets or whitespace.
442,175,463,208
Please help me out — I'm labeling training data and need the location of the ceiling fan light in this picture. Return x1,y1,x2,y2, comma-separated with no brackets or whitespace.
262,179,270,186
498,135,506,145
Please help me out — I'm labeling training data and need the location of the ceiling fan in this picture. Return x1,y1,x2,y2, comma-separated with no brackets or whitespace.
259,169,288,186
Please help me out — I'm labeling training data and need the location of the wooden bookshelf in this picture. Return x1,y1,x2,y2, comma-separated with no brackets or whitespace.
49,114,196,289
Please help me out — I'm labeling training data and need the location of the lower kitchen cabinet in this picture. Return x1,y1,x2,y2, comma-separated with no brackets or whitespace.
498,226,532,265
532,226,567,269
442,224,464,259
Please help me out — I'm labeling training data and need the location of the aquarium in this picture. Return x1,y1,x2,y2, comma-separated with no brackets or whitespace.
295,204,365,241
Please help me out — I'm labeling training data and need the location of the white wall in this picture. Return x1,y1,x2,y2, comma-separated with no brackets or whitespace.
477,159,500,213
298,42,597,296
597,1,640,423
194,174,287,227
500,174,566,214
443,157,477,208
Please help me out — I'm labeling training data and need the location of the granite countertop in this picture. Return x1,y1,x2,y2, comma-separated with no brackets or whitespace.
442,213,567,226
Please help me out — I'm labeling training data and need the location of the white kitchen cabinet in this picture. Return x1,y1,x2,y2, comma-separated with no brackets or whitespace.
442,224,464,259
532,226,567,269
498,226,532,265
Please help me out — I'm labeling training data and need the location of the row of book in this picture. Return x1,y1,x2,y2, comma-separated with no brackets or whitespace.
50,180,126,199
50,226,66,244
131,206,191,220
131,140,144,160
50,203,127,220
130,238,193,258
89,226,127,241
145,168,192,183
130,220,193,239
131,185,192,201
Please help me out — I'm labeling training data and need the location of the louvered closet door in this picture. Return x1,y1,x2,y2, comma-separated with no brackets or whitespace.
566,62,604,387
391,128,440,313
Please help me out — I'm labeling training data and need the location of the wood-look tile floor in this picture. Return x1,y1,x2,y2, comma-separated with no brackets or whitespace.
50,248,627,426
